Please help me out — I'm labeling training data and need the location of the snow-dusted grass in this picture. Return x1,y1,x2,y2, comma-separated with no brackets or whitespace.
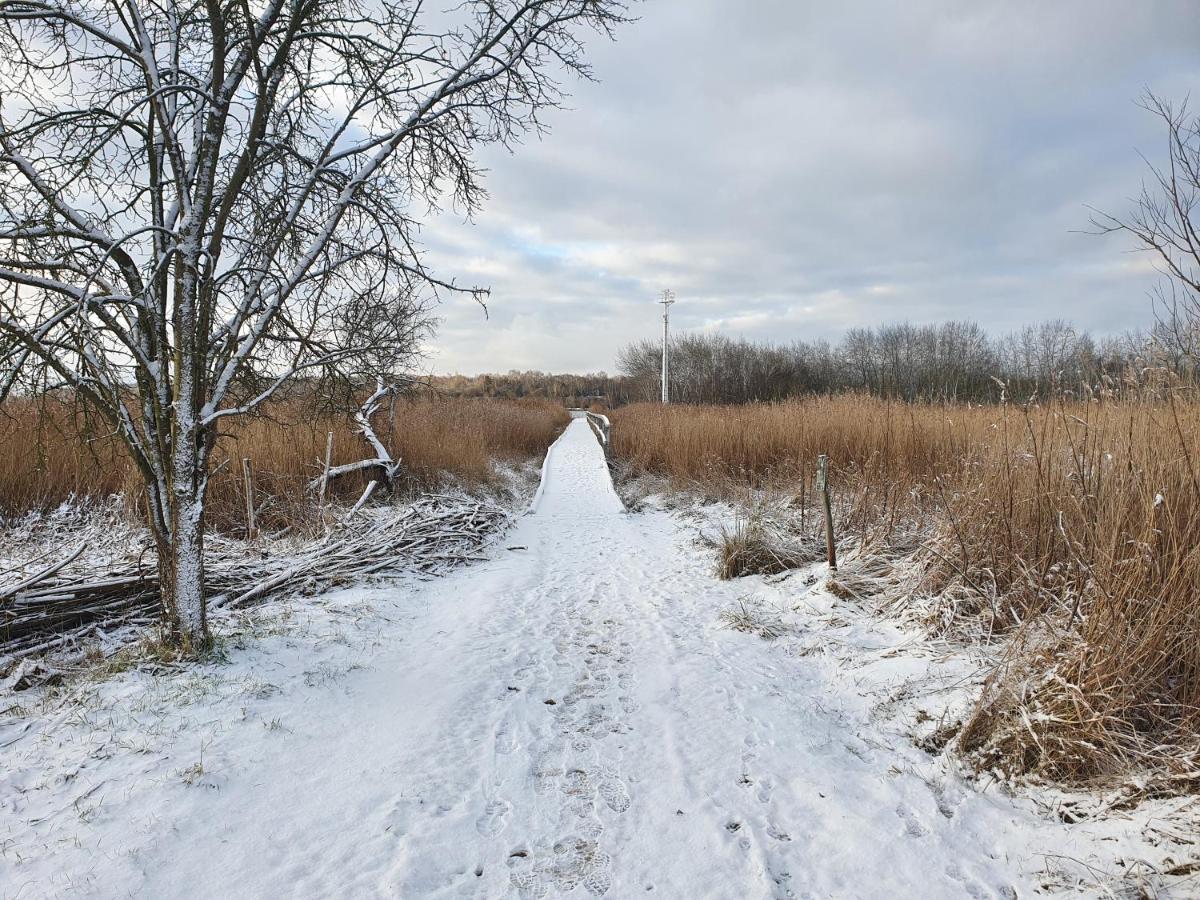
713,510,821,580
717,597,791,640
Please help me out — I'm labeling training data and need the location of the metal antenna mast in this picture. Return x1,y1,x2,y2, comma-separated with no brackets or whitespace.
658,289,676,404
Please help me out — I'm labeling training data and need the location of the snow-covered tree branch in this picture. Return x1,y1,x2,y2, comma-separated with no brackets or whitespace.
0,0,631,650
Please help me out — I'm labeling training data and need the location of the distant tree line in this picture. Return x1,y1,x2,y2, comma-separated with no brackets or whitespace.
431,316,1200,409
432,371,637,406
617,319,1197,405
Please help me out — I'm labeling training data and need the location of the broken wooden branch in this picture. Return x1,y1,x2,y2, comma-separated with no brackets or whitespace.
308,379,406,494
1,496,511,679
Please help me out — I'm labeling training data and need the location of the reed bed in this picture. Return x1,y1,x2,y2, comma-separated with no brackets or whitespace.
611,394,1200,789
0,395,569,533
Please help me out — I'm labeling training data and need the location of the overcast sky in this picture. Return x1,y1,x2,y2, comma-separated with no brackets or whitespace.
421,0,1200,375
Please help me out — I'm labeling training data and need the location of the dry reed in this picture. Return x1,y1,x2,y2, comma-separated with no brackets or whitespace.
611,394,1200,788
0,395,569,533
715,513,821,579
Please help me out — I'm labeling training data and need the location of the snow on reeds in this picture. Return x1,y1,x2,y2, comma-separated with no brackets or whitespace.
718,597,790,640
714,511,822,579
612,393,1200,791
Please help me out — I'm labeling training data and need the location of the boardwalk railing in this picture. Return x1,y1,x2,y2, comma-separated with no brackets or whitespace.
585,411,612,460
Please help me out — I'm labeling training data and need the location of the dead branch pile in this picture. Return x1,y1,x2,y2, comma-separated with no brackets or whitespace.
1,496,509,670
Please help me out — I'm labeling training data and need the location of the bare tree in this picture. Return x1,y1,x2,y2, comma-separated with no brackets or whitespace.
0,0,631,650
1094,93,1200,379
615,320,1130,405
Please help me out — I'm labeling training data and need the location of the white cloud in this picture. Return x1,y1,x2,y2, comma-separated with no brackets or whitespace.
416,0,1200,373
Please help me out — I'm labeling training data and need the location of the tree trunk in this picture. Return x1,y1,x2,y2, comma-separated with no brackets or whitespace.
159,285,211,653
156,480,209,652
169,499,207,650
160,223,211,653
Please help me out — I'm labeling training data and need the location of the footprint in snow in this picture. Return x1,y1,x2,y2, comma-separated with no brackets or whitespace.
766,823,792,842
895,803,929,838
494,719,517,754
583,851,613,896
562,768,592,798
539,837,612,896
756,777,774,804
944,862,994,899
509,869,547,900
598,778,630,813
475,798,512,837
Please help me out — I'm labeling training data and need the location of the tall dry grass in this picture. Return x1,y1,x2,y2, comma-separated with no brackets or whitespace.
0,395,569,532
612,394,1200,788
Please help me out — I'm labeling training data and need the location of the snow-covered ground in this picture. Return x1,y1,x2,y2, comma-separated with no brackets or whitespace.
2,416,1196,899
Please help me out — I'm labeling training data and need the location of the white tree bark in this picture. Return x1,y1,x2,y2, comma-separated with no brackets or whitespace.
315,379,405,493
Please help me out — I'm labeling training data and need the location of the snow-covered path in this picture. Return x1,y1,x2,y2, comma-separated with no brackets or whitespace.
5,416,1186,899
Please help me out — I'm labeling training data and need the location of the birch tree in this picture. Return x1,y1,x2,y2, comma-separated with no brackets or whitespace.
0,0,631,650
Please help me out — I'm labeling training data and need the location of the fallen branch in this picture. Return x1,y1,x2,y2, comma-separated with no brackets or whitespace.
0,544,86,602
1,496,510,676
309,378,407,491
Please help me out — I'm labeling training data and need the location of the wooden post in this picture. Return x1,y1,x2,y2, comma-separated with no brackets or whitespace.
799,472,807,533
317,430,334,523
816,454,837,575
242,457,258,541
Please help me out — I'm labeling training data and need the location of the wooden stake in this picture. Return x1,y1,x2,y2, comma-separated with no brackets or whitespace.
318,430,334,522
817,454,837,575
242,457,258,541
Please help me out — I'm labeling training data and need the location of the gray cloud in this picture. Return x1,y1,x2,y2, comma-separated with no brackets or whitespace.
421,0,1200,374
